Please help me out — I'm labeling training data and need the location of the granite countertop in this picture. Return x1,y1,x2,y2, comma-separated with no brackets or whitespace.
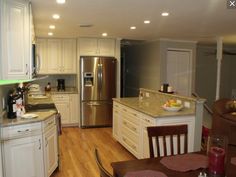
0,109,57,127
113,97,195,118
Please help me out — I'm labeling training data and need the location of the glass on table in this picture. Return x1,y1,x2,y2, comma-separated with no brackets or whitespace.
207,135,228,177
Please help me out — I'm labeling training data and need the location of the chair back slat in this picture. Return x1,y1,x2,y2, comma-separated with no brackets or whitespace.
147,125,188,158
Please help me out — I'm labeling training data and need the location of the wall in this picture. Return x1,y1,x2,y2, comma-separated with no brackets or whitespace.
122,39,197,97
122,41,160,96
159,39,197,92
195,44,236,107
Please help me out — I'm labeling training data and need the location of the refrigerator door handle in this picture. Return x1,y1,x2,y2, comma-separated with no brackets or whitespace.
97,64,103,92
87,102,101,106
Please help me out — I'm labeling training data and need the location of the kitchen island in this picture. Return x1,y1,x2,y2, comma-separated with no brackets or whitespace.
113,88,205,159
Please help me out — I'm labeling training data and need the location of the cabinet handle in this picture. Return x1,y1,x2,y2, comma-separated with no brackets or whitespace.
132,113,137,117
122,137,136,150
144,119,150,123
39,139,41,150
123,109,127,112
17,129,30,133
25,64,29,75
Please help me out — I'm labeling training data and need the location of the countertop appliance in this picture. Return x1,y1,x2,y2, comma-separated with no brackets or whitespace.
57,79,65,91
80,56,116,127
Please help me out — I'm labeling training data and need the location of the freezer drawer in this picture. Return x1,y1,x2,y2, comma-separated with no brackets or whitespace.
81,101,112,127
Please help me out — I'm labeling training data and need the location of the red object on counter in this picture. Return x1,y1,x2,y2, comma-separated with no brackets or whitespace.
208,146,225,175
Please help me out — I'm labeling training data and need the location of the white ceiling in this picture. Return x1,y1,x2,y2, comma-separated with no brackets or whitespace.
31,0,236,44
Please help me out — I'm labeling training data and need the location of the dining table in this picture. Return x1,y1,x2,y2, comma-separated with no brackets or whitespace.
111,145,236,177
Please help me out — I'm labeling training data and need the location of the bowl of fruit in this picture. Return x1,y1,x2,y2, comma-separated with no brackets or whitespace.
162,99,183,112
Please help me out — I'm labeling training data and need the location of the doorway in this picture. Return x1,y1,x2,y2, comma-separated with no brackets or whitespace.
166,49,192,96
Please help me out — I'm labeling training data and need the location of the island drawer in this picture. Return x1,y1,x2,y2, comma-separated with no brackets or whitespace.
122,118,140,135
121,134,139,156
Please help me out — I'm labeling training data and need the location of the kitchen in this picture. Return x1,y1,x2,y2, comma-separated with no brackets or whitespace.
1,0,236,177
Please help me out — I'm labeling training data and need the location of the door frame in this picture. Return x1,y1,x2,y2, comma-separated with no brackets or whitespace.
166,48,193,96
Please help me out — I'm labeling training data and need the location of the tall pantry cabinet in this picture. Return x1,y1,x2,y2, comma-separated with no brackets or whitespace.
0,0,33,79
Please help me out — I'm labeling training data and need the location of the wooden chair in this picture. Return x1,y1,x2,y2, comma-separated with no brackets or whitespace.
94,148,113,177
147,124,188,158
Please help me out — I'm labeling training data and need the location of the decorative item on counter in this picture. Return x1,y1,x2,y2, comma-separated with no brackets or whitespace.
207,135,227,177
162,99,183,112
45,82,51,91
139,91,144,100
163,83,169,92
160,83,174,94
7,89,18,118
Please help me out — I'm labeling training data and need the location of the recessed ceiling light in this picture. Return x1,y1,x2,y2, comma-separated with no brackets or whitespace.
161,12,169,16
144,20,150,24
48,32,53,36
102,33,108,37
130,26,136,30
49,25,55,29
52,14,60,19
56,0,66,4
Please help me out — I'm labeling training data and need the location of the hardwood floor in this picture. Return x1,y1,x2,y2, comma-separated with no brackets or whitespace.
51,127,135,177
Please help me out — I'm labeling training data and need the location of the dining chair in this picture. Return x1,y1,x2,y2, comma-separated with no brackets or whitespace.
147,124,188,158
94,148,113,177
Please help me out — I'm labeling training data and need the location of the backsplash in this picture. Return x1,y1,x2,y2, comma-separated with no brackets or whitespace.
32,75,77,90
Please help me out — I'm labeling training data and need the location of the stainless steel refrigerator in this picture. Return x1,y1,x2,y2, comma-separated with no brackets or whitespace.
80,56,116,127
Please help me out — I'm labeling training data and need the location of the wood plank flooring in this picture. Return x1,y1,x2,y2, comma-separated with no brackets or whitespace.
51,127,135,177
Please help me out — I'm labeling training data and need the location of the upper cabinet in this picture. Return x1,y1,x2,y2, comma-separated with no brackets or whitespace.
78,38,116,57
36,38,77,74
0,0,32,80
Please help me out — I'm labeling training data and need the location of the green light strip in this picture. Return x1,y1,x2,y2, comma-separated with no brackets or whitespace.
0,80,32,86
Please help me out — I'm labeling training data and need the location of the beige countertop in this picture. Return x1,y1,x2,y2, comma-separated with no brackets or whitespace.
0,109,57,127
50,87,78,94
113,97,195,118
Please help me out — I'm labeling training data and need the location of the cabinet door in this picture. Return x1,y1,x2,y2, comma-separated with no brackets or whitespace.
47,39,61,73
69,94,79,124
1,0,30,79
62,39,77,73
98,39,115,56
36,39,48,74
54,101,70,124
3,135,44,177
79,38,98,55
44,127,58,177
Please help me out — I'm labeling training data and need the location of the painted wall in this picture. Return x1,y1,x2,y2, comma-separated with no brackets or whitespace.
122,41,160,96
159,40,197,92
195,44,236,107
122,39,197,97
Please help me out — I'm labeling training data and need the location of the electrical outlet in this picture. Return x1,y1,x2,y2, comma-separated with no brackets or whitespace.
145,92,150,97
184,101,191,108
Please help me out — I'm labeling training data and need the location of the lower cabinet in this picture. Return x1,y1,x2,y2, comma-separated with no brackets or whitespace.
43,127,58,177
113,101,195,159
52,94,79,126
1,115,58,177
3,135,44,177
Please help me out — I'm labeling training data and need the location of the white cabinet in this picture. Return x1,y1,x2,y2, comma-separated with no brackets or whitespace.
3,135,44,177
47,39,61,73
62,39,77,73
0,0,31,79
52,94,79,125
36,38,77,74
79,38,115,56
36,39,48,74
43,116,58,177
113,101,195,159
1,115,59,177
